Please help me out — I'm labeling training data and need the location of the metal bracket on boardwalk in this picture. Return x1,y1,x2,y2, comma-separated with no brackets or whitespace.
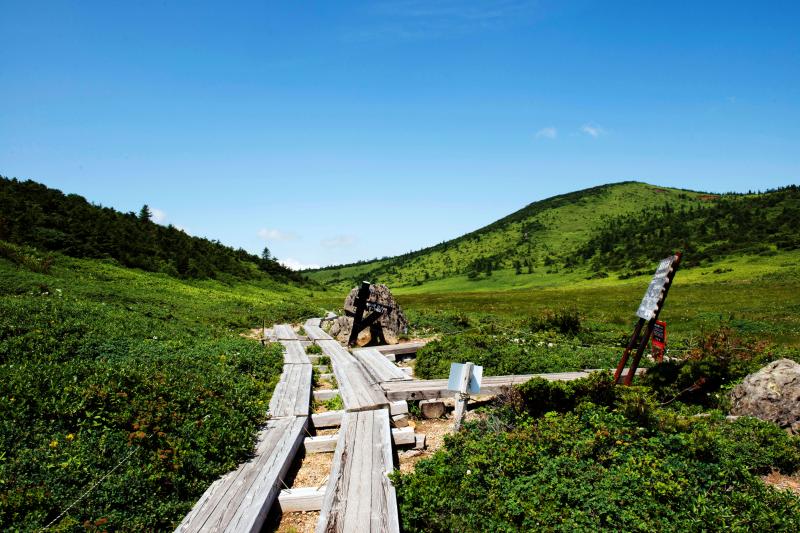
345,280,393,347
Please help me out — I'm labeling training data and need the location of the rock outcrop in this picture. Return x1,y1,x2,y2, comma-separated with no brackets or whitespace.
729,358,800,434
328,284,409,346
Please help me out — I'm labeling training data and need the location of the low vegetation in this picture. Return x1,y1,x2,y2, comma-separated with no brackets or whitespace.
0,246,320,530
393,370,800,532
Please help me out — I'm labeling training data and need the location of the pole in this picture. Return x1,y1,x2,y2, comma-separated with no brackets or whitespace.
453,362,473,431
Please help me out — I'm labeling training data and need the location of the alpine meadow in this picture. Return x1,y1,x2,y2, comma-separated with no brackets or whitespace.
2,2,800,531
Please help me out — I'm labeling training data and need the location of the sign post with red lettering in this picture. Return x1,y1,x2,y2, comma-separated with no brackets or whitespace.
614,253,682,385
651,320,667,362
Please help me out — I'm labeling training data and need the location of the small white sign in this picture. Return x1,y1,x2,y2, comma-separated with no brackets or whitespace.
447,362,483,394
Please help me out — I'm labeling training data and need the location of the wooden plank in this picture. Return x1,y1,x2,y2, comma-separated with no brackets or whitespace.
317,340,389,412
274,324,298,340
304,427,419,453
313,389,339,401
312,410,343,428
280,340,311,365
278,487,326,513
176,416,307,533
305,324,333,341
305,317,322,328
315,409,399,533
269,364,312,418
380,369,644,401
352,347,412,383
373,341,427,356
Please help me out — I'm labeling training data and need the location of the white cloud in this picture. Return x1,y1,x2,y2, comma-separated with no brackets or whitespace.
257,228,298,241
581,123,606,138
535,127,557,139
280,258,321,271
151,207,167,224
321,235,356,248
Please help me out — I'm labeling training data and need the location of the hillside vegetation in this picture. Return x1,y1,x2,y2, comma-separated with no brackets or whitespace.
0,245,321,530
307,182,799,291
0,176,309,283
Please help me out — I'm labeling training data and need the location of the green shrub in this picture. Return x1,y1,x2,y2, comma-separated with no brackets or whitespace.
306,343,323,355
393,400,800,532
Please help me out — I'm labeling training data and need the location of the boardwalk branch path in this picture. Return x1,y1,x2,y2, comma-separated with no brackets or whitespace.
180,318,624,532
176,325,311,533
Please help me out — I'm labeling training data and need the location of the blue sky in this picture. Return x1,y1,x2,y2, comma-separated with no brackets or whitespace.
1,1,798,269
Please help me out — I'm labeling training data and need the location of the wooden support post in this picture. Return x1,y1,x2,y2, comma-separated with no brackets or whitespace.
453,362,473,431
613,318,645,383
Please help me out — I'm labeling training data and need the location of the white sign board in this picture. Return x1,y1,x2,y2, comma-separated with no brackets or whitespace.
447,362,483,394
635,255,676,321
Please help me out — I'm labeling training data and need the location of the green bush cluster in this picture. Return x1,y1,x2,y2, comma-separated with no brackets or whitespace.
0,254,320,529
414,327,618,379
393,374,800,532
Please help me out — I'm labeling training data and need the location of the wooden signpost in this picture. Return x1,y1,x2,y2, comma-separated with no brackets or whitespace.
345,281,393,347
614,252,682,385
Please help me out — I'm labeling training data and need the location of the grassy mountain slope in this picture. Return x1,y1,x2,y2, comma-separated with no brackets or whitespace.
0,244,321,529
308,182,799,292
308,182,707,286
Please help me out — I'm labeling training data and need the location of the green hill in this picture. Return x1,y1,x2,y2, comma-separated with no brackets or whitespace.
0,176,311,284
307,182,800,292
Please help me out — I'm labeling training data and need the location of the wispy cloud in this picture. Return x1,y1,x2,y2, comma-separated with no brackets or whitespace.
280,258,321,271
581,123,606,138
535,127,557,139
321,235,356,248
346,0,538,41
257,228,298,241
151,207,167,224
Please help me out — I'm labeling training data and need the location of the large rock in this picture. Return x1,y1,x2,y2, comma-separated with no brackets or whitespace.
729,358,800,434
328,284,409,346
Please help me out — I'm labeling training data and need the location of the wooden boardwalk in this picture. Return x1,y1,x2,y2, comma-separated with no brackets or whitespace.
177,325,312,533
274,324,298,340
176,416,307,532
317,340,389,412
352,347,412,383
380,369,645,401
316,408,399,533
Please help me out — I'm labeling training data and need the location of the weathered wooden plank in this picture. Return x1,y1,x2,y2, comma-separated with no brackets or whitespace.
268,364,312,418
274,324,298,340
304,427,420,453
380,369,644,401
313,389,339,401
278,487,326,513
176,416,307,533
312,410,343,428
305,326,332,341
317,340,389,412
305,317,322,328
373,341,427,356
352,347,411,383
315,409,399,533
280,340,311,365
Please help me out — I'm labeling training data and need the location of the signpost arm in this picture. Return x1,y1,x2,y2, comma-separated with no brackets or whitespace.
453,362,474,431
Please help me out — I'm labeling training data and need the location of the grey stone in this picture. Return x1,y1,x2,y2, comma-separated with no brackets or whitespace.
729,358,800,434
419,399,446,419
